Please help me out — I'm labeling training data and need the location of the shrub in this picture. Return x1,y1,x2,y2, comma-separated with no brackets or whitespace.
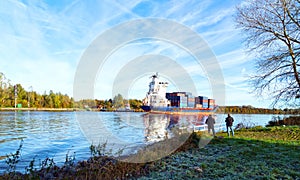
267,116,300,126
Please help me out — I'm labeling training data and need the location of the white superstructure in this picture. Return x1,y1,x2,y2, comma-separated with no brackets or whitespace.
143,73,170,107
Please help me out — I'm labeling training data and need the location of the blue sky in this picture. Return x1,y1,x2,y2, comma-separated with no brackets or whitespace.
0,0,273,107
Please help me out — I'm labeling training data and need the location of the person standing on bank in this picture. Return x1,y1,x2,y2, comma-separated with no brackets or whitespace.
205,114,216,136
225,114,234,137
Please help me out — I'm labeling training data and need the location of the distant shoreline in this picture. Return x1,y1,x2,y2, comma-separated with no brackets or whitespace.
0,107,299,115
0,107,78,112
0,108,141,112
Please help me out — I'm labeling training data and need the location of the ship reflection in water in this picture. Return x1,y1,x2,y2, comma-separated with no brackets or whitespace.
143,113,207,143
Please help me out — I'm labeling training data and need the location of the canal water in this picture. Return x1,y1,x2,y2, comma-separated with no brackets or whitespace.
0,111,289,173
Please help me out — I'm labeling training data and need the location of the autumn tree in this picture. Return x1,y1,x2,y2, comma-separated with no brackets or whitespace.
129,99,143,110
235,0,300,107
113,94,125,109
0,72,11,107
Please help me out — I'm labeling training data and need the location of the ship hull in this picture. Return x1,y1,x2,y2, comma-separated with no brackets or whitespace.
141,106,218,115
141,105,151,112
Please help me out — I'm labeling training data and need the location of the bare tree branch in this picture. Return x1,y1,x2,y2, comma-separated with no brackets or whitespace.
235,0,300,107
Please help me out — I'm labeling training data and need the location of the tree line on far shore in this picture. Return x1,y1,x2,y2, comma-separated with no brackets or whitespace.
0,74,74,108
76,96,143,111
0,72,142,110
217,106,300,115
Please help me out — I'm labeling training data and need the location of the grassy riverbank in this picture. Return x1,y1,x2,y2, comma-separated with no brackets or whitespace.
1,126,299,179
139,126,300,179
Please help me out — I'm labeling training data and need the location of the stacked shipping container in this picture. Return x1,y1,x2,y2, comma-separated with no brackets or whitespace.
208,99,215,108
187,96,195,108
195,96,209,108
166,93,188,108
166,92,215,108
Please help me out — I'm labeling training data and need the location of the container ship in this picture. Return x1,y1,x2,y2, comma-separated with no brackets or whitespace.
141,73,218,115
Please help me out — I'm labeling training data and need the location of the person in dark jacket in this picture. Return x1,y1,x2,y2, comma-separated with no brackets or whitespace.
205,114,216,136
225,114,234,137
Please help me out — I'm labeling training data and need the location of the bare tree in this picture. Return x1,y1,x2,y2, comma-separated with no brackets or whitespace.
235,0,300,107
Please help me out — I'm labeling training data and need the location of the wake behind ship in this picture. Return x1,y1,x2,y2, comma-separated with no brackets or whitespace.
141,73,218,115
